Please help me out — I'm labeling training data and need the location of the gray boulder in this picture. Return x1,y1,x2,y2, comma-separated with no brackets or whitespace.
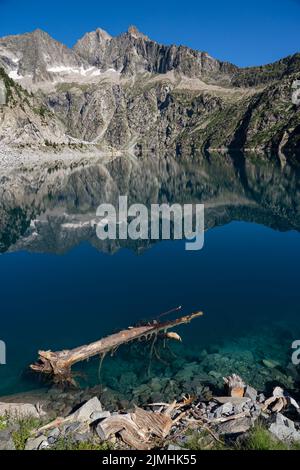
90,410,111,423
244,385,258,402
213,402,234,418
217,416,254,437
25,434,48,450
0,402,43,419
47,427,60,445
71,397,102,423
167,444,182,450
268,413,300,443
0,80,6,106
0,429,15,450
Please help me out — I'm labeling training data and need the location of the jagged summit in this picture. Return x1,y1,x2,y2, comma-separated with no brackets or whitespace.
1,26,299,86
127,25,149,40
0,29,87,82
95,28,112,41
73,28,112,66
0,28,299,158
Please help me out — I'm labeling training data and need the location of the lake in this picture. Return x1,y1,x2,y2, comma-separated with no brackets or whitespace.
0,151,300,400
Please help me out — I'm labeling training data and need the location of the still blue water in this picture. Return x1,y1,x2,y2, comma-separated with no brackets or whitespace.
0,220,299,396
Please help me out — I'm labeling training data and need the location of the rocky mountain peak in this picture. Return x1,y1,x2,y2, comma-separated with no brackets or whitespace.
127,25,149,41
73,28,112,66
0,29,86,82
95,28,112,42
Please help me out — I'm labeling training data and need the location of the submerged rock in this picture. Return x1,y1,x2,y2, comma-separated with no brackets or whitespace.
262,359,280,369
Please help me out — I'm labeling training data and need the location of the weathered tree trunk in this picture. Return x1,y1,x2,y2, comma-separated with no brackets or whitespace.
30,311,203,385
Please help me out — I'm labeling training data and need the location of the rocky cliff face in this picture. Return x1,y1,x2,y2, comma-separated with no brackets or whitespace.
73,26,237,83
0,29,90,83
0,68,67,145
0,26,299,160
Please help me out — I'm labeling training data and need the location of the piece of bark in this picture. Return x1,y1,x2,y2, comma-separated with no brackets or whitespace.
30,311,203,385
97,414,149,450
223,374,245,398
133,406,173,439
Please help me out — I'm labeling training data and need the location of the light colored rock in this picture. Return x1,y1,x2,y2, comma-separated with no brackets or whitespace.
257,393,266,403
0,402,42,419
269,413,300,442
168,444,182,450
262,359,280,369
25,435,48,450
47,427,60,444
213,396,251,405
0,429,15,450
214,402,234,418
0,80,6,105
217,416,254,436
71,397,102,423
244,385,257,402
90,410,111,422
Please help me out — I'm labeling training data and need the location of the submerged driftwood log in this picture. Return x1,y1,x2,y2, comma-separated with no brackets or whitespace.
30,311,203,385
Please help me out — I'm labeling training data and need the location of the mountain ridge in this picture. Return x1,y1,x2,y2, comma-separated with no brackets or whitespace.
0,27,299,161
1,26,299,85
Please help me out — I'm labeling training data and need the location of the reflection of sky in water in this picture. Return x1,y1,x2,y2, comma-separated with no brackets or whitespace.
0,220,299,395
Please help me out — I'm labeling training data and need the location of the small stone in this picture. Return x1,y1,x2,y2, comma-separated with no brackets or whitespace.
214,402,234,418
90,410,111,422
0,402,42,419
268,413,300,443
0,429,15,450
167,444,182,450
72,432,92,443
39,440,49,450
209,370,222,380
47,427,60,445
262,359,280,369
257,393,266,403
63,421,82,435
25,435,48,451
213,396,250,405
71,397,102,423
244,385,257,402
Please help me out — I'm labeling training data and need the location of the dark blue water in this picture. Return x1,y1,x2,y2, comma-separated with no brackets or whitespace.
1,220,300,396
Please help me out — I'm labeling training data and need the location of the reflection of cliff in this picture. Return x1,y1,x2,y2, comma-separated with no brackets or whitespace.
0,152,299,254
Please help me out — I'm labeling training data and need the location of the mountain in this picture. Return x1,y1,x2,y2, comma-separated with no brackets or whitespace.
73,26,237,83
0,26,299,160
0,29,93,83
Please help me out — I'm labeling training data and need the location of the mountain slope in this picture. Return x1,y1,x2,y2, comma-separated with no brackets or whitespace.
0,68,67,144
0,26,299,161
0,29,93,83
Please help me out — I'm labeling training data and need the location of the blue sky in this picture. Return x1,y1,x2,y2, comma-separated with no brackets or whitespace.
0,0,299,67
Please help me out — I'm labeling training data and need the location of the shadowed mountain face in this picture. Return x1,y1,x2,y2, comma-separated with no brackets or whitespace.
0,152,299,254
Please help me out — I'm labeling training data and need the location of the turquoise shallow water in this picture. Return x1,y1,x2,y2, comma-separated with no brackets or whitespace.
0,220,300,397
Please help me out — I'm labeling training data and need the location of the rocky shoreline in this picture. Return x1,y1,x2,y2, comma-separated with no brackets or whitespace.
0,373,300,451
1,324,300,451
